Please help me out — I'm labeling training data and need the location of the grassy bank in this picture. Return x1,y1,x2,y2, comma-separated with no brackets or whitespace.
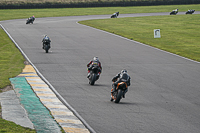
0,4,200,21
79,14,200,62
0,117,35,133
0,26,34,132
0,29,25,89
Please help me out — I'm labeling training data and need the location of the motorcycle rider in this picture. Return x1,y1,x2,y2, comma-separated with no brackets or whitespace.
111,69,131,98
188,9,195,12
28,15,35,22
42,35,51,49
87,57,102,78
32,15,35,21
173,8,178,13
111,11,119,18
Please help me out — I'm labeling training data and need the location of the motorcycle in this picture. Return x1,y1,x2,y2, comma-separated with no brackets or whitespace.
26,17,35,24
43,41,50,53
170,10,178,15
88,66,100,85
111,12,119,18
186,9,195,14
110,80,127,103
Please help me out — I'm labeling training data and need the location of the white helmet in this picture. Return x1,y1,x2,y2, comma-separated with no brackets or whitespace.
121,69,127,74
44,37,49,41
93,57,99,62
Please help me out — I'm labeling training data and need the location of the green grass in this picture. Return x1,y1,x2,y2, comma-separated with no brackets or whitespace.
0,29,25,89
0,118,35,133
79,14,200,62
0,4,200,21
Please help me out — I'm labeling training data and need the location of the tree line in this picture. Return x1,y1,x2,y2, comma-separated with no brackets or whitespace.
0,0,199,9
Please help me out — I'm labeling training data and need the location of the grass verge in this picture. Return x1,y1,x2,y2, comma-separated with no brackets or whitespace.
0,116,35,133
79,14,200,62
0,27,35,133
0,4,200,21
0,29,25,89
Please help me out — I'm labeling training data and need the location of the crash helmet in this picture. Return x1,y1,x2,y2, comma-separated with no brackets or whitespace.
44,35,49,41
93,57,99,62
121,69,127,74
33,15,35,17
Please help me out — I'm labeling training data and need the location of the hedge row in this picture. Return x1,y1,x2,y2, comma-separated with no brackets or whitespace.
0,0,200,9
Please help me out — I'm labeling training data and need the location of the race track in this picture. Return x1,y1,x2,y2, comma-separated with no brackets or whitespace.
1,12,200,133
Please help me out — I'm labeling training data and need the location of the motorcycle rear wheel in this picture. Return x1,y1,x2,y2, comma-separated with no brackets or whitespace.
110,97,114,101
114,89,123,103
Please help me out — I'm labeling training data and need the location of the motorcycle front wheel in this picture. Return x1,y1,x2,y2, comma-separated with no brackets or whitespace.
44,45,49,53
26,20,30,24
89,73,96,85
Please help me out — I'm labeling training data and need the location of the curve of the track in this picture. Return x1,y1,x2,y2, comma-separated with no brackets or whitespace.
1,12,200,133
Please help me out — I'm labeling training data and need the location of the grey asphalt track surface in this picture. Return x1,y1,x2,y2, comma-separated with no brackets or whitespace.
1,12,200,133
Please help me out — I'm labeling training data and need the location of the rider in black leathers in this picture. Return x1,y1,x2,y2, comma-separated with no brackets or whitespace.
42,35,51,49
87,57,102,78
31,16,35,21
28,16,35,23
111,69,131,98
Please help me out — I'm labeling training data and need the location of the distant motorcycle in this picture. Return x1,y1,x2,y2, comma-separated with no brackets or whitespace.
26,16,35,24
170,9,178,15
110,80,128,103
43,42,50,53
111,12,119,18
42,35,51,53
186,9,195,14
88,66,100,85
